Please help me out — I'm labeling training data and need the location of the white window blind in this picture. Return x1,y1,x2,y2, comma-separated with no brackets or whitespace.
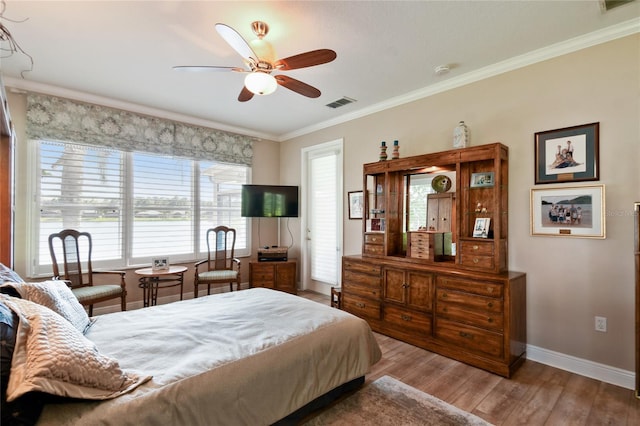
199,162,248,253
38,141,124,268
309,152,338,285
32,140,250,276
131,153,194,262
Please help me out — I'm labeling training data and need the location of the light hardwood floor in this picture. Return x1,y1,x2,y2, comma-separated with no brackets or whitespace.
300,290,640,425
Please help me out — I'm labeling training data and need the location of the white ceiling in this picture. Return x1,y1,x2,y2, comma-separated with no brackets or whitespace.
1,1,638,141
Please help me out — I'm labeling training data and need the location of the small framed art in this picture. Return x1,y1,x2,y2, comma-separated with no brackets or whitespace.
348,191,364,220
534,122,599,184
472,218,491,238
470,172,494,188
152,257,170,271
530,185,605,238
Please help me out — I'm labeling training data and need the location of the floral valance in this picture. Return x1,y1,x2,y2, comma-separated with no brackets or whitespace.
26,93,254,166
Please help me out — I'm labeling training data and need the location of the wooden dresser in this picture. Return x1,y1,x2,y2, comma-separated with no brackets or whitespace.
343,143,526,378
342,255,525,377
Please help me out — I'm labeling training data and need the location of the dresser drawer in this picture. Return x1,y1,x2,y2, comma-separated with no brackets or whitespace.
343,259,382,276
436,291,504,331
437,277,503,298
364,233,384,245
435,318,503,358
383,305,431,335
364,244,384,256
343,281,381,299
343,294,381,320
344,269,381,288
460,254,495,269
436,289,503,312
460,240,494,256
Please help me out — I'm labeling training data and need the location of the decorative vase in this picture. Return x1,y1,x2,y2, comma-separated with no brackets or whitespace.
391,140,400,159
453,121,469,149
379,141,388,161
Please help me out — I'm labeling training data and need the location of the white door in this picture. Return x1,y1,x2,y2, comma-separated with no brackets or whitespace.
301,139,343,294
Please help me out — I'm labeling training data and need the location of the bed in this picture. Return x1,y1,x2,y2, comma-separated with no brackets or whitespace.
1,283,381,425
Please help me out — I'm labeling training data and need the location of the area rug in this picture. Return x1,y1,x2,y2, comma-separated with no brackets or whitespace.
303,375,492,425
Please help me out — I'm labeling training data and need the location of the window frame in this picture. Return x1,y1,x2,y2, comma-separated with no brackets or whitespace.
28,139,251,277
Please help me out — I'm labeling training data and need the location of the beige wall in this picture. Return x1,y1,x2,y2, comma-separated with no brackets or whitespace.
282,34,640,372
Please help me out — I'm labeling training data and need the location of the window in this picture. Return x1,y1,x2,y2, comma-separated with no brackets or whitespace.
31,140,249,276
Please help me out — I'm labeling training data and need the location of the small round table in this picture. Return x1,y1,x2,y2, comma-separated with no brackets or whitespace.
135,265,187,307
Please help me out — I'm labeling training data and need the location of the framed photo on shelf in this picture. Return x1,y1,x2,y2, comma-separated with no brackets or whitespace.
535,122,599,184
470,172,494,188
530,185,605,238
472,218,491,238
152,257,170,271
348,191,364,220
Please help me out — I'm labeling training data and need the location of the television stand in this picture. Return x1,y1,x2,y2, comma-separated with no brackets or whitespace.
249,259,297,295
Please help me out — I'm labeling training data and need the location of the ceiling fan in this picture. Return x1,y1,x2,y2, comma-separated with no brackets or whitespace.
173,21,337,102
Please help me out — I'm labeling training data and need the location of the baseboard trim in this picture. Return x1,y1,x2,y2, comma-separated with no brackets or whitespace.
527,344,635,390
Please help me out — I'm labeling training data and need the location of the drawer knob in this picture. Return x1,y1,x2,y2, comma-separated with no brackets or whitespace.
473,258,479,264
356,302,365,308
487,317,493,323
487,302,493,308
401,314,411,321
473,245,479,250
442,307,448,313
459,331,473,339
402,283,409,289
441,292,447,298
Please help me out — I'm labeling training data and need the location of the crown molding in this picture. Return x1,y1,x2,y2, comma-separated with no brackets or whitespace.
280,17,640,142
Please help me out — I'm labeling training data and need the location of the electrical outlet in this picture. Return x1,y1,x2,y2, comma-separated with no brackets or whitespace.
595,316,607,332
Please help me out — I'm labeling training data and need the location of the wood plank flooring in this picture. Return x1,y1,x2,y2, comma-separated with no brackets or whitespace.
300,290,640,425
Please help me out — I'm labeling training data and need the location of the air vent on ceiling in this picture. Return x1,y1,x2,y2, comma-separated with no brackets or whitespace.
326,97,357,109
600,0,635,12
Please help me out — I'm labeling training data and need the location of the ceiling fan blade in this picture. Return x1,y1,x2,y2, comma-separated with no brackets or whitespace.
215,23,258,62
275,75,321,98
238,86,254,102
274,49,337,70
172,66,246,72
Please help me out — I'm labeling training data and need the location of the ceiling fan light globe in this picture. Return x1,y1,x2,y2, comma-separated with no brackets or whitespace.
245,72,278,95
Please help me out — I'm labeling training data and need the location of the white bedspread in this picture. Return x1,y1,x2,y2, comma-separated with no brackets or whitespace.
37,288,382,425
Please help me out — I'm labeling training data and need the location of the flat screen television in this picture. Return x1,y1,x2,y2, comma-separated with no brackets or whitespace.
241,185,299,218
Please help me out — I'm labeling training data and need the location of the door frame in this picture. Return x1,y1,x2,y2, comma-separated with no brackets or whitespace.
300,139,343,294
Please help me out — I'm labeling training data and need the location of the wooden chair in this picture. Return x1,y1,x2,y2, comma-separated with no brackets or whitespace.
48,229,127,316
194,226,241,297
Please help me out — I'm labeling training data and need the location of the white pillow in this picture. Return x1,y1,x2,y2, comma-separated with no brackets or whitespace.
1,294,151,402
1,280,91,333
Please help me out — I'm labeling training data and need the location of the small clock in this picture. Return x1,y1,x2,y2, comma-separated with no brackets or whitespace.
453,121,469,149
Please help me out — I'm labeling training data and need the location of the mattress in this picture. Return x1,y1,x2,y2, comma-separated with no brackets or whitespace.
36,288,382,425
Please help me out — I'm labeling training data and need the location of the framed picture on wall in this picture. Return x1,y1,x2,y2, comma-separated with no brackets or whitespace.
530,185,605,238
348,191,364,220
534,122,600,185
